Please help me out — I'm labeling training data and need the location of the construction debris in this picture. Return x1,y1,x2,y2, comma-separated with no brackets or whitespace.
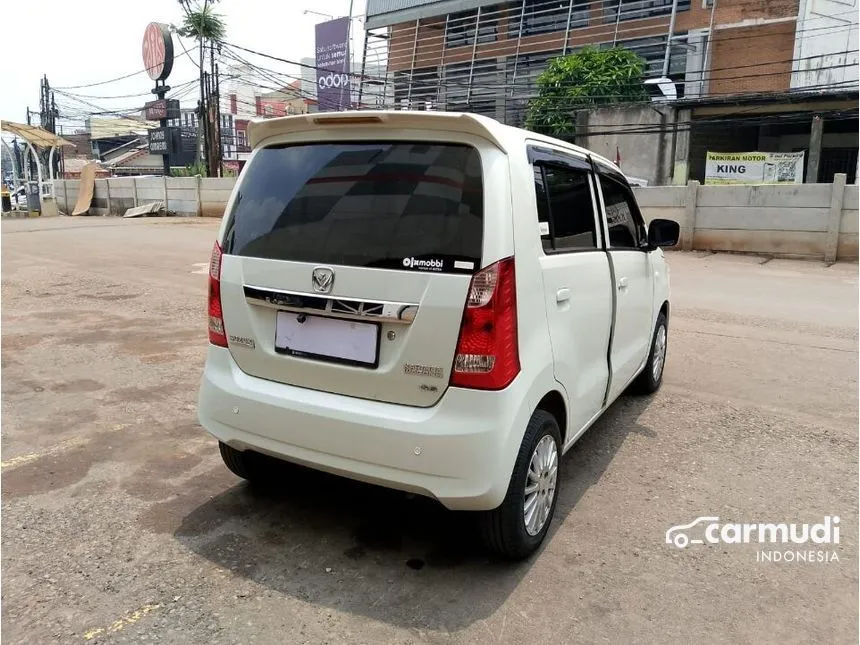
123,202,165,218
71,162,99,216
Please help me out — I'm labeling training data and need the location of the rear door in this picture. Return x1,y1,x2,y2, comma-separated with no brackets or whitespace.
595,168,655,402
217,140,490,407
530,147,613,437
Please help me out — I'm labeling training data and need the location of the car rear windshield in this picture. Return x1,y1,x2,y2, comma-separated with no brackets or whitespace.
222,142,484,273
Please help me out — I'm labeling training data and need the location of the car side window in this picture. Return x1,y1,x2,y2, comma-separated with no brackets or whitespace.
533,165,553,252
533,162,598,252
599,175,641,249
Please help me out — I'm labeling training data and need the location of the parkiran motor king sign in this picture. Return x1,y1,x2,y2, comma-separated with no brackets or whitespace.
705,151,805,185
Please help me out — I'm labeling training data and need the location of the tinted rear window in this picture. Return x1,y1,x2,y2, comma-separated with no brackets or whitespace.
222,142,484,273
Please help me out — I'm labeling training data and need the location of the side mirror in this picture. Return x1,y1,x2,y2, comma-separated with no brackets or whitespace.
648,218,680,248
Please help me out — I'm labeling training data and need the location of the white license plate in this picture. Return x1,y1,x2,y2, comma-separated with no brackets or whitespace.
274,312,379,367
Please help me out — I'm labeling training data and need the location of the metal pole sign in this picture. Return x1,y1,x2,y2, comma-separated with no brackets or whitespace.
142,22,175,176
147,128,177,155
143,99,180,121
142,22,174,81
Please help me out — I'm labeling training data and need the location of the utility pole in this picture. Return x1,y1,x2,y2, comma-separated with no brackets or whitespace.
39,75,60,177
197,0,210,173
39,76,46,129
209,48,222,177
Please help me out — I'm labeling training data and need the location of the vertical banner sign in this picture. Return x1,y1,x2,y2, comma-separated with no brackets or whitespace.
315,17,351,112
705,151,805,185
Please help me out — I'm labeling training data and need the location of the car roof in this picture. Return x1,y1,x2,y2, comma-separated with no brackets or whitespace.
246,110,621,173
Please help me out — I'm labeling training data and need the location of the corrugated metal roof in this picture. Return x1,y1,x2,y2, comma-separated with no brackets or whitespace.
0,121,75,148
89,117,157,140
107,147,149,167
63,157,103,174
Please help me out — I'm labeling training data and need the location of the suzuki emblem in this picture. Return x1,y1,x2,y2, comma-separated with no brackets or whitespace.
311,267,335,294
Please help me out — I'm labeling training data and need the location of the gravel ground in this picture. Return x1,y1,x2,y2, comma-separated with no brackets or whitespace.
1,216,857,644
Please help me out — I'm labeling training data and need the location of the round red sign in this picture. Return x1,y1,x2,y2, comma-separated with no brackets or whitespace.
142,22,174,82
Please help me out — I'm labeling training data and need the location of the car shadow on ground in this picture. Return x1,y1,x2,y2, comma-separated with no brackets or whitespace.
174,394,656,632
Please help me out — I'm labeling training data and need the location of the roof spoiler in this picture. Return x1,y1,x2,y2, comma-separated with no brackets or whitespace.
247,111,509,151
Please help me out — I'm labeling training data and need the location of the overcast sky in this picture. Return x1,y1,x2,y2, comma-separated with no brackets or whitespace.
1,0,367,131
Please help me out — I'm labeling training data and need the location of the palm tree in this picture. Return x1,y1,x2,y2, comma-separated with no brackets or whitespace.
175,0,226,42
174,0,227,175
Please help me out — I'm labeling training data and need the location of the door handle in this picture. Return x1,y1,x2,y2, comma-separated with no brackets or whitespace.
617,277,629,291
556,288,571,303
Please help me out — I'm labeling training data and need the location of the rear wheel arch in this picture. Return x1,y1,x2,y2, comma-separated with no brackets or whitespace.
660,300,670,322
535,390,567,446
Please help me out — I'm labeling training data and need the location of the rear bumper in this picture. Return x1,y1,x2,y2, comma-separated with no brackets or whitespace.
197,346,531,511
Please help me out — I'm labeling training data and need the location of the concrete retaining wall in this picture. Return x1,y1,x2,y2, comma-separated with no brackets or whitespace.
56,177,208,217
200,178,234,218
634,174,857,262
53,174,858,262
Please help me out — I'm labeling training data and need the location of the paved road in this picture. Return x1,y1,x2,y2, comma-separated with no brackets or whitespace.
2,216,857,644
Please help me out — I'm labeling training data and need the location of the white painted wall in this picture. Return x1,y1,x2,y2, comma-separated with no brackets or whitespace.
224,64,260,119
791,0,859,89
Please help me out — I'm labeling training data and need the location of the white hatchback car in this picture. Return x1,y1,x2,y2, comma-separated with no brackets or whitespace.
198,111,679,559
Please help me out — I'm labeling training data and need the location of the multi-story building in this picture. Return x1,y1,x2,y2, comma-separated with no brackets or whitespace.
359,0,858,185
361,0,858,123
791,0,859,90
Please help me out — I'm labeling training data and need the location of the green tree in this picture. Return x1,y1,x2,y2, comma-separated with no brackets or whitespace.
173,0,227,176
174,0,226,42
525,46,649,138
171,160,208,177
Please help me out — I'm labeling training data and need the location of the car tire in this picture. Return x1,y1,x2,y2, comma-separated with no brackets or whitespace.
630,311,668,395
480,409,562,560
218,441,256,480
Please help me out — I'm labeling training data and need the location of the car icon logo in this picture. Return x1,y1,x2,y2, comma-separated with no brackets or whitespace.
665,516,720,549
311,267,334,294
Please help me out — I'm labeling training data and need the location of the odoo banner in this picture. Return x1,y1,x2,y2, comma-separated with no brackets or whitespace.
705,151,805,185
315,17,351,112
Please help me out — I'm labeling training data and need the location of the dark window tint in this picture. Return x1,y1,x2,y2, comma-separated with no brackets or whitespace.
540,164,598,251
603,0,690,24
222,143,483,273
519,0,590,35
533,166,553,252
599,176,640,249
446,7,500,48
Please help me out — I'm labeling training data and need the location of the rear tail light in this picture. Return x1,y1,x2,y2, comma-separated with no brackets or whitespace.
450,258,520,390
208,241,228,347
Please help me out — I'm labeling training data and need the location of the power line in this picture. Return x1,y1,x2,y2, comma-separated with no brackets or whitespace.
219,47,320,103
371,9,858,73
54,69,149,90
368,1,858,53
222,36,857,104
220,28,858,99
59,79,198,101
54,80,202,121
